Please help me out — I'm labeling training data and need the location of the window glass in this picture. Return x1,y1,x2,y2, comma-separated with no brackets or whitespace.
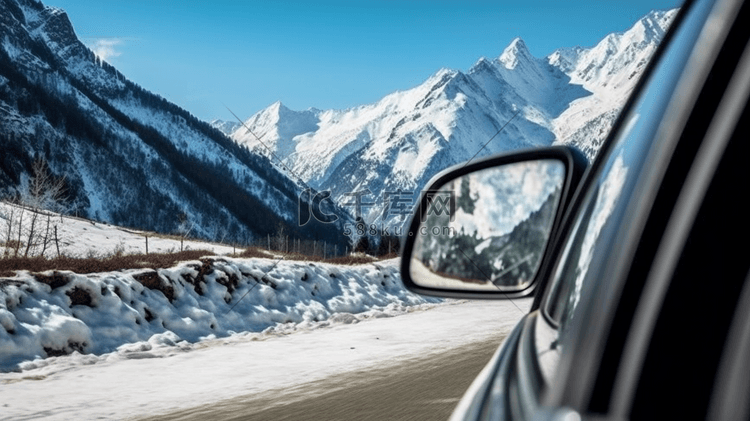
542,0,713,340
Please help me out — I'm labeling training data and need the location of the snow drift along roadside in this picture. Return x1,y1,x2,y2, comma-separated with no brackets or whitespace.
0,256,439,372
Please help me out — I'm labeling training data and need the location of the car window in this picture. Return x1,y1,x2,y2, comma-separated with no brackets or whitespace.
540,0,712,360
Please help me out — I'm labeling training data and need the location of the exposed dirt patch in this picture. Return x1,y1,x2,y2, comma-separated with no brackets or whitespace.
133,271,175,302
0,279,24,289
240,270,276,290
263,276,278,289
215,270,239,294
43,340,86,357
144,307,156,322
34,271,70,289
181,260,215,296
66,286,93,307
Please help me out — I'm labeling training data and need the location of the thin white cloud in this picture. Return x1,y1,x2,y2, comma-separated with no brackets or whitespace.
89,39,123,62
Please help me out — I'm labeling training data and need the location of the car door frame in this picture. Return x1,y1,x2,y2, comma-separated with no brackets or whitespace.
450,0,705,416
451,0,750,418
541,0,749,415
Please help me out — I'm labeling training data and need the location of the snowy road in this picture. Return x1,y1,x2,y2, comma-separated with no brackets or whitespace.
139,337,502,421
0,299,530,420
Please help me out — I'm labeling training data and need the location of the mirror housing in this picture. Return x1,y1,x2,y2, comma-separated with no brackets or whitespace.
400,146,587,299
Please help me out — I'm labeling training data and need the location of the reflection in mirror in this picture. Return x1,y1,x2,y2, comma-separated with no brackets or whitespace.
410,159,565,292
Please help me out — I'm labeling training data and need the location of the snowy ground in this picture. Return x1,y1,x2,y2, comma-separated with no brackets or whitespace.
0,201,237,258
0,298,529,420
0,200,530,420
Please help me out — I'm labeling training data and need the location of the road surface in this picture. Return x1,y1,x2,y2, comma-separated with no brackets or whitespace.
138,337,503,421
1,300,527,420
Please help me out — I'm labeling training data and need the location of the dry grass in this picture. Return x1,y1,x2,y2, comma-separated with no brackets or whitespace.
378,252,399,260
0,240,23,250
323,255,379,265
237,247,276,259
239,247,395,266
0,250,214,277
0,247,400,278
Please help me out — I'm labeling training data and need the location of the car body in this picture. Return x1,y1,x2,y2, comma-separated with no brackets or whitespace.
399,0,750,419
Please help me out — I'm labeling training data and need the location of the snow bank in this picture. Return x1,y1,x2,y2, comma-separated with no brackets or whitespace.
0,256,439,372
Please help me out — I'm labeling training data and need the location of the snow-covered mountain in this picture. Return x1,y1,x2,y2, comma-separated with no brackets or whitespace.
209,119,241,136
230,9,676,228
549,9,676,156
0,0,350,246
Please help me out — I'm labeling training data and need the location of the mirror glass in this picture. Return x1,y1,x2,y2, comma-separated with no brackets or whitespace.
409,159,565,292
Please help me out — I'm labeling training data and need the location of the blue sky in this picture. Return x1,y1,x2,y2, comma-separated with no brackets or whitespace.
50,0,682,122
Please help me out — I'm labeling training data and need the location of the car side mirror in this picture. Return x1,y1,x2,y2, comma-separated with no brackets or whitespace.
400,146,587,299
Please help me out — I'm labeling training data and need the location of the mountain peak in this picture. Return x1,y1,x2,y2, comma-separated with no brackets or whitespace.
251,100,294,121
633,8,678,42
499,37,533,69
471,56,492,68
642,8,678,25
547,46,584,73
268,100,286,111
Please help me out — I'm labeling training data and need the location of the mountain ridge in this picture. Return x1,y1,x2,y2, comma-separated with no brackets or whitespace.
229,8,677,228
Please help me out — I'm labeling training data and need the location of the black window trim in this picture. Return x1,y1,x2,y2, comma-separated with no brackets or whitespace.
706,269,750,420
609,16,750,417
529,0,698,314
540,0,742,410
